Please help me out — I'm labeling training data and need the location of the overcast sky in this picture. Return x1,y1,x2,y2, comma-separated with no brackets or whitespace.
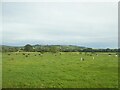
2,2,118,48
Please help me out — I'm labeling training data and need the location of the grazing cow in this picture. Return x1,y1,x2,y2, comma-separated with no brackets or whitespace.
23,53,25,55
39,54,43,56
26,55,28,57
87,54,89,56
81,57,84,61
8,54,10,55
115,55,118,57
108,54,111,56
59,53,62,55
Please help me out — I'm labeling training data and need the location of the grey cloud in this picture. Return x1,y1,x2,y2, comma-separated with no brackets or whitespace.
2,2,118,48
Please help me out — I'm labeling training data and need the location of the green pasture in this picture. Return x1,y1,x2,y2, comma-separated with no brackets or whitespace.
0,53,2,89
2,52,118,88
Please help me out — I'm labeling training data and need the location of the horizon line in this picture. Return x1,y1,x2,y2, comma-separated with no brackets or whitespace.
0,44,118,49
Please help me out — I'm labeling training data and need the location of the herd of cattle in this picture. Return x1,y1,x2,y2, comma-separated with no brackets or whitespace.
7,52,118,61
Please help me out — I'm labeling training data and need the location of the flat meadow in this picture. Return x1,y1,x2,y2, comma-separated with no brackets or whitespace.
2,52,118,88
0,53,2,89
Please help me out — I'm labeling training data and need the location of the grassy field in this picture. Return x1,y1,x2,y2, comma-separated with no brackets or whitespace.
2,52,118,88
0,53,2,89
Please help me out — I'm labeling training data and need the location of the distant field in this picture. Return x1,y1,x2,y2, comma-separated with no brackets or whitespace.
2,52,118,88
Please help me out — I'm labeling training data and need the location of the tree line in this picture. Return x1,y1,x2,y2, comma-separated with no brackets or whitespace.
1,44,119,53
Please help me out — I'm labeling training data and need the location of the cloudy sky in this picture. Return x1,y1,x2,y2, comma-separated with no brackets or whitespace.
2,2,118,48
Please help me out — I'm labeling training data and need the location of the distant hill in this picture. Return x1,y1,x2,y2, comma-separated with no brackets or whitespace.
1,44,118,52
33,44,86,49
1,44,87,52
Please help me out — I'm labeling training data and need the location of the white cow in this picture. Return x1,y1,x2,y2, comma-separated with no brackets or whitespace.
81,57,84,61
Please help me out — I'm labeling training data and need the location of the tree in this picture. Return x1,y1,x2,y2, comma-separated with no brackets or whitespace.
106,48,111,52
50,46,59,53
24,44,33,52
